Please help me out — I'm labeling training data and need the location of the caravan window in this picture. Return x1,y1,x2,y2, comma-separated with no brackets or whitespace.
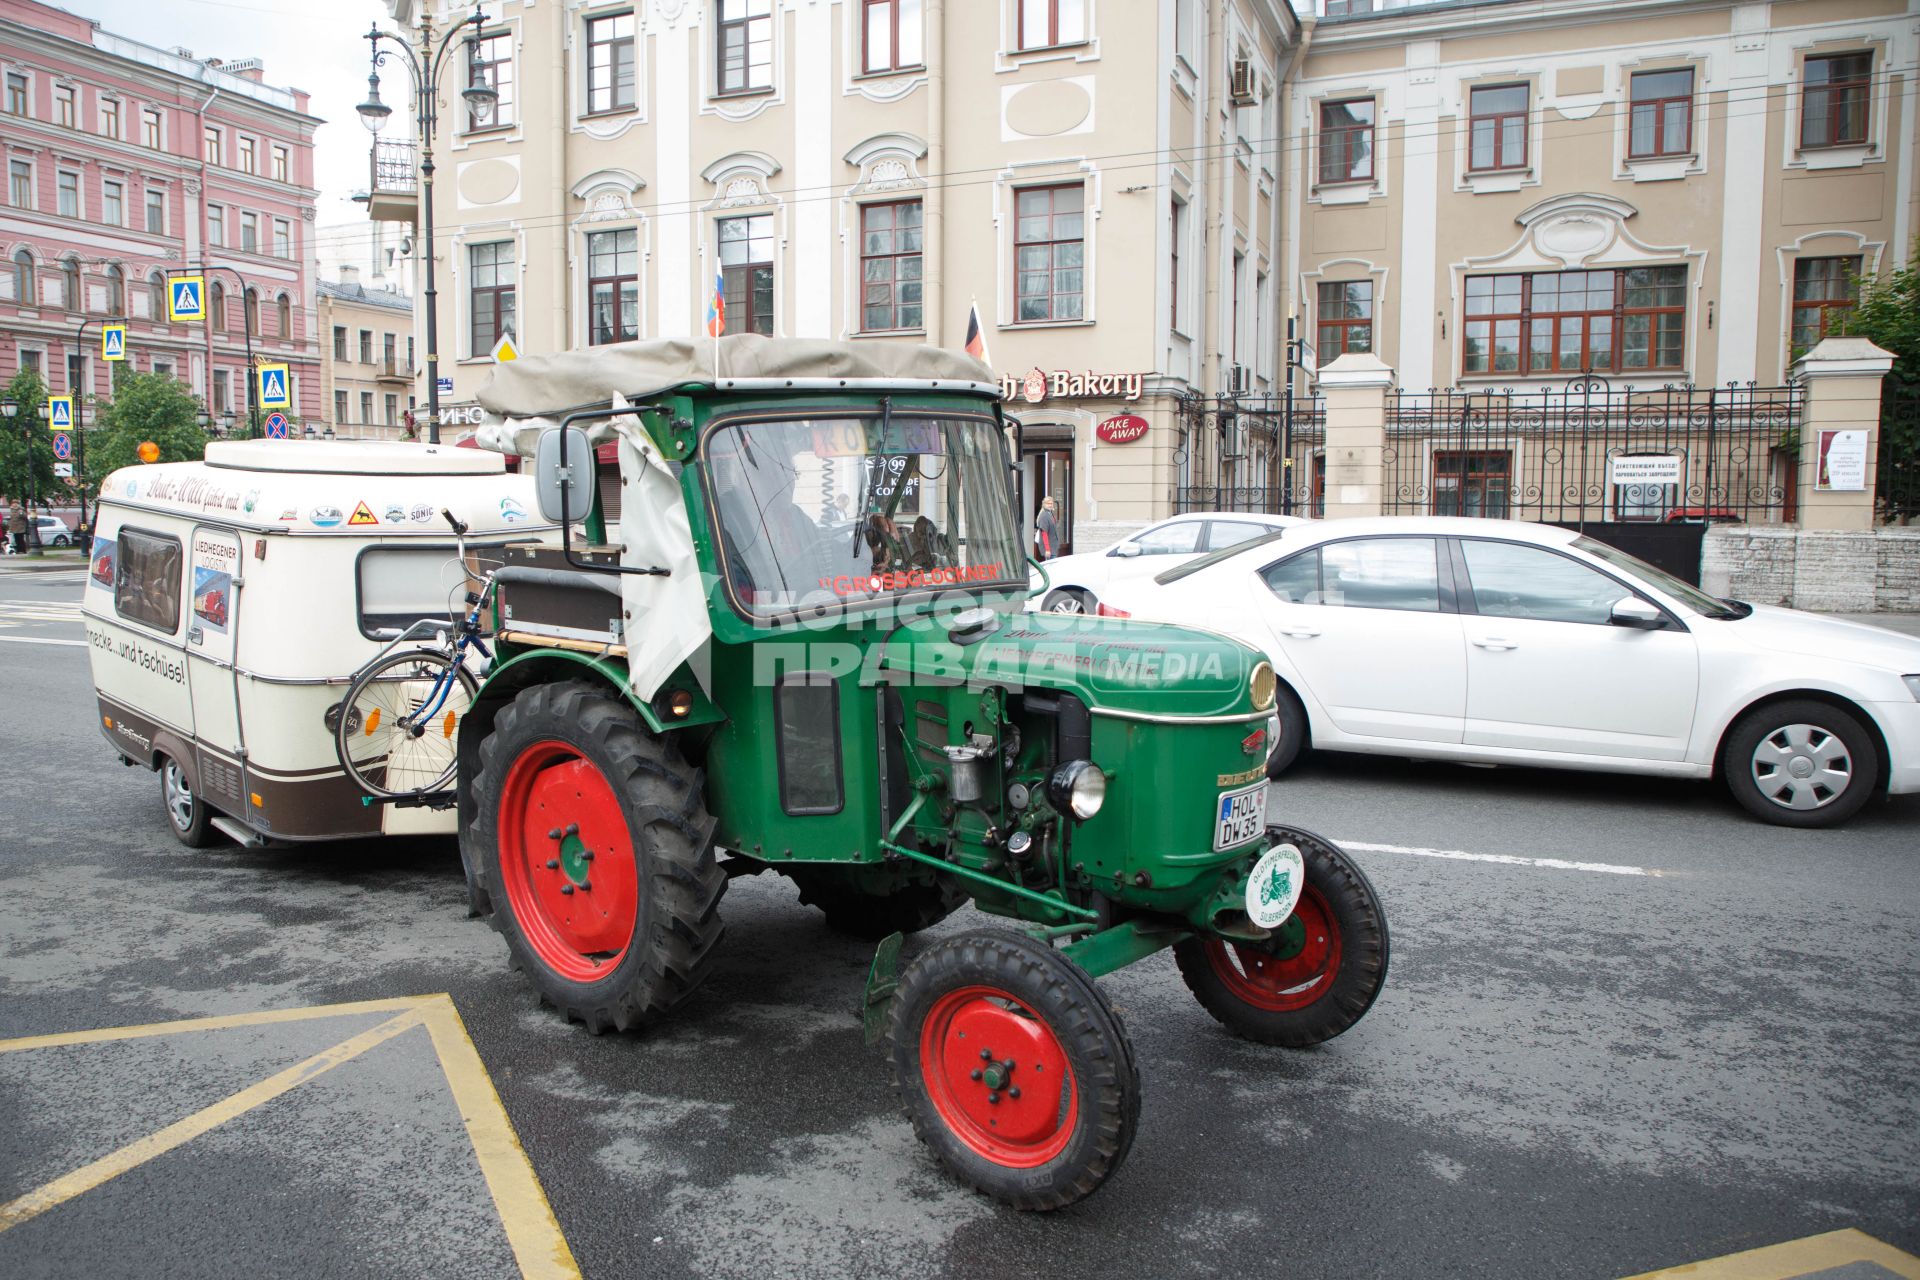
356,544,502,638
114,528,182,632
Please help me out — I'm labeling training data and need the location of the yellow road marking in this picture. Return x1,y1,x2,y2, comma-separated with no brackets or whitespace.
0,1010,423,1234
0,996,581,1280
1621,1228,1920,1279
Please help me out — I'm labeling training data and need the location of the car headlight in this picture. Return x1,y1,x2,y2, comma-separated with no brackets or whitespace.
1047,759,1107,821
1249,661,1277,711
1904,675,1920,702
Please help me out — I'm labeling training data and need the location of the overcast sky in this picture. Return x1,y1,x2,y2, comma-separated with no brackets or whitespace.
65,0,397,239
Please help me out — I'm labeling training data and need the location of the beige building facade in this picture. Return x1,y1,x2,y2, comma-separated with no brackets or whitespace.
373,0,1300,550
317,267,415,439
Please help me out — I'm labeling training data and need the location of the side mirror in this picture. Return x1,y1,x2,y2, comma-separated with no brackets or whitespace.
533,426,595,525
1610,597,1666,630
1110,543,1142,558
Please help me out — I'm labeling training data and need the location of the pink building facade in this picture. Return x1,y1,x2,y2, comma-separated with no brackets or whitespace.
0,0,321,430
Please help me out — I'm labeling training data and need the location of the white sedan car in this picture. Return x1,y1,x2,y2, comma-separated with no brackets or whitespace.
1029,511,1304,614
1099,516,1920,828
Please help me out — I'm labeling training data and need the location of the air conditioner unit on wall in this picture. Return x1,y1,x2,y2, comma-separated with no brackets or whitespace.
1227,364,1251,395
1229,60,1257,106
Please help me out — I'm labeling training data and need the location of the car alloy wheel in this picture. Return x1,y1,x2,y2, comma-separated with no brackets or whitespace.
163,758,196,832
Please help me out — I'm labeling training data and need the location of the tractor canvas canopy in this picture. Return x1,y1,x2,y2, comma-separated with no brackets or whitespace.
471,336,997,702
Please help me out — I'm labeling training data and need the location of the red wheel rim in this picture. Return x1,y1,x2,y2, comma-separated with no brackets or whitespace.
497,740,639,983
1206,885,1342,1012
919,985,1078,1168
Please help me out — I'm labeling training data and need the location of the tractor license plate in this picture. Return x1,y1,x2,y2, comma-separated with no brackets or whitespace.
1213,782,1266,851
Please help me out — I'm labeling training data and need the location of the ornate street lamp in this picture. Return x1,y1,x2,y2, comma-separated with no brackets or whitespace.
359,7,494,445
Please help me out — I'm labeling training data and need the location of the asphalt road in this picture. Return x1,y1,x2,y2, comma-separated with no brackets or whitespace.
2,564,1917,1279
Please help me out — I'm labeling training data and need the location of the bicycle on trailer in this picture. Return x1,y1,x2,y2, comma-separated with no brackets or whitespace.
331,510,499,800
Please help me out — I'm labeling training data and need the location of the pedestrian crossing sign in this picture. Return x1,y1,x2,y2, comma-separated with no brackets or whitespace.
166,275,206,323
257,364,291,410
101,324,127,362
46,396,73,431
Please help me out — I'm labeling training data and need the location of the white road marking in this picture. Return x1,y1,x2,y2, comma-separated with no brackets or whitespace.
1338,839,1661,878
0,635,86,648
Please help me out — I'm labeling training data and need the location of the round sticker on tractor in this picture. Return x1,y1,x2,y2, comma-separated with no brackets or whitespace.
1245,841,1306,930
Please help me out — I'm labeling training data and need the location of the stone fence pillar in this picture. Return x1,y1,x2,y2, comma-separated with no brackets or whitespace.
1791,336,1894,531
1316,352,1393,519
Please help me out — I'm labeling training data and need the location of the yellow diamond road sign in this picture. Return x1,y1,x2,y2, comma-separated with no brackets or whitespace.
490,334,520,363
166,275,206,323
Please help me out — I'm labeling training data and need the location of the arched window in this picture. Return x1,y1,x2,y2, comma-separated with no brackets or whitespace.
243,287,259,336
275,293,291,338
148,270,167,319
61,257,81,312
104,264,125,316
11,250,31,306
210,280,227,330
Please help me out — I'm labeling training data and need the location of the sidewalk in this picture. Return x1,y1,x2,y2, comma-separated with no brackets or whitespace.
0,551,86,574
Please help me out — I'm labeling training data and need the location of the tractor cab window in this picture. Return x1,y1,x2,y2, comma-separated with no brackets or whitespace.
705,414,1022,618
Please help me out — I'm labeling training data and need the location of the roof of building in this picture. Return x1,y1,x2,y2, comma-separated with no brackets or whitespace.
317,281,413,313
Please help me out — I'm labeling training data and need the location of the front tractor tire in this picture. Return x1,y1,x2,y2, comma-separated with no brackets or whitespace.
889,930,1139,1211
471,681,725,1034
1175,826,1389,1048
784,867,967,940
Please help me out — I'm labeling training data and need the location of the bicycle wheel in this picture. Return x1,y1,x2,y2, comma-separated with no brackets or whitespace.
333,649,478,799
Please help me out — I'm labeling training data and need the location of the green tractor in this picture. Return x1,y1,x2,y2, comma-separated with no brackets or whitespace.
457,337,1388,1210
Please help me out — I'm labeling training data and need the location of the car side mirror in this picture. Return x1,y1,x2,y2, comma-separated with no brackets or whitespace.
1111,543,1142,558
533,426,595,525
1610,597,1666,630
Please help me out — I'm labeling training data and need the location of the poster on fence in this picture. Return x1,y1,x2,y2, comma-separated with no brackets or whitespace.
1816,429,1868,491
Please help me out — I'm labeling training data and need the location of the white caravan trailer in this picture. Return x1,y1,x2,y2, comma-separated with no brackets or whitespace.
84,440,556,846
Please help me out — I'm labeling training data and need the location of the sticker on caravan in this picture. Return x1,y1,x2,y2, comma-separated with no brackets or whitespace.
124,478,139,497
242,489,260,514
309,506,344,528
277,507,298,522
192,566,232,633
348,501,379,527
410,504,435,524
500,497,528,524
384,504,407,524
89,536,116,589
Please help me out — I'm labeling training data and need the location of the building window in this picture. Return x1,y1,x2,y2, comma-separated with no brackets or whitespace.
333,326,348,360
862,0,923,74
384,394,398,425
1317,281,1373,358
359,329,374,363
334,389,348,423
4,72,26,116
1462,267,1688,376
1169,197,1185,331
276,294,291,337
60,258,80,311
1013,183,1084,323
1468,83,1529,171
1791,256,1862,354
716,0,773,95
585,12,637,113
1801,53,1872,149
360,391,374,423
270,144,289,183
239,136,256,173
716,213,774,336
1318,98,1375,184
384,333,396,366
54,84,74,128
470,241,517,353
144,187,165,233
57,170,79,218
273,218,292,259
203,125,222,165
469,31,515,129
244,288,259,335
104,265,124,316
12,250,33,305
240,211,258,253
213,368,231,414
101,98,120,138
1231,250,1245,364
102,179,124,226
1018,0,1087,50
150,357,173,380
142,107,161,148
858,200,923,332
586,228,640,345
1629,69,1693,158
9,158,32,208
1434,451,1510,517
1324,0,1373,13
148,271,166,317
210,280,227,330
207,205,224,247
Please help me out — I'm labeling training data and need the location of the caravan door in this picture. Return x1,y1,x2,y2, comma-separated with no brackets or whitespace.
185,526,247,812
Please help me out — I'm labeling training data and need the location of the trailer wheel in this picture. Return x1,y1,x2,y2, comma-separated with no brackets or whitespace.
890,930,1139,1211
160,754,217,849
1174,826,1388,1047
784,868,966,939
472,681,724,1034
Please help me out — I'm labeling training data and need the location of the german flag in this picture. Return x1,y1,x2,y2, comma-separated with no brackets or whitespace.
963,300,989,365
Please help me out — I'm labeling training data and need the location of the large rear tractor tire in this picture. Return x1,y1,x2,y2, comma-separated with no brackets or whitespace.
472,681,724,1034
784,867,967,939
890,930,1139,1211
1175,826,1388,1047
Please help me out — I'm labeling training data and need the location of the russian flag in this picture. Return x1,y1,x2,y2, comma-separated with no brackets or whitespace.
706,269,726,337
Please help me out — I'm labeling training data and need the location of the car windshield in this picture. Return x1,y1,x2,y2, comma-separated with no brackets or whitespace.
706,414,1022,617
1572,536,1747,619
1155,527,1290,586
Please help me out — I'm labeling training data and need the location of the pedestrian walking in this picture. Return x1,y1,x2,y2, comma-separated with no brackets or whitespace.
1034,495,1059,561
6,504,25,555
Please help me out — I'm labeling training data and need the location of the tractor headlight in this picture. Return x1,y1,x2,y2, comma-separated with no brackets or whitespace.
1047,759,1106,821
1249,661,1277,711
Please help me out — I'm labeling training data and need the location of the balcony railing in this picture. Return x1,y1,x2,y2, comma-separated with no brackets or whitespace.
371,139,417,195
377,356,415,381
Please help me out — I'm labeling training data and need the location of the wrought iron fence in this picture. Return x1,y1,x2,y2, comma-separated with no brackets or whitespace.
1383,378,1801,525
1879,385,1920,524
1173,394,1325,516
370,140,418,195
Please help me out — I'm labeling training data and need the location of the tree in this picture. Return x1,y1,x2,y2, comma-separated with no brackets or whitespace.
86,368,209,491
0,366,61,513
1840,242,1920,517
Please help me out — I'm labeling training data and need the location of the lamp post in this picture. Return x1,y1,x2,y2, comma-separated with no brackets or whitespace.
359,8,496,446
2,394,37,553
173,263,262,439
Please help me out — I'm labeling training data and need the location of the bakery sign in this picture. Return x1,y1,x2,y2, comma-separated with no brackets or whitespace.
999,367,1146,405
